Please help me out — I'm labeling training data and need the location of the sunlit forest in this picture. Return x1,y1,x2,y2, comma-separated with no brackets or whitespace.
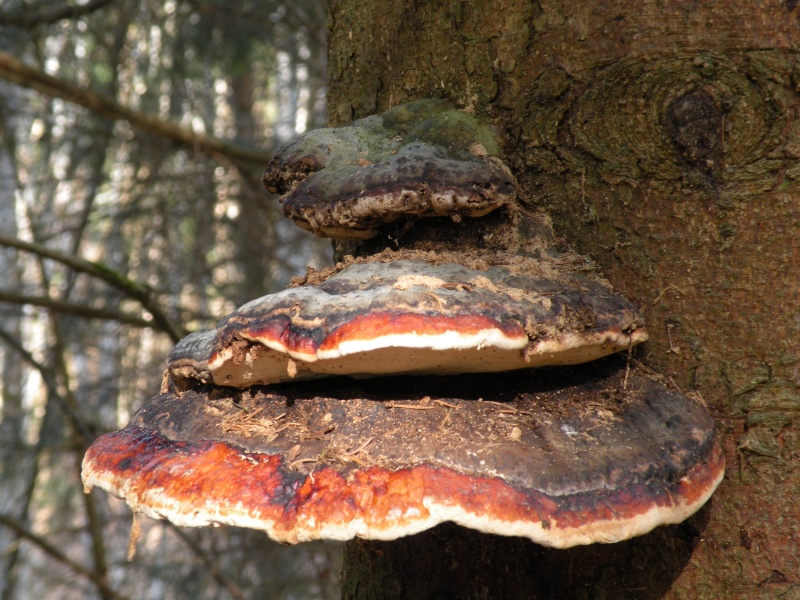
0,1,338,598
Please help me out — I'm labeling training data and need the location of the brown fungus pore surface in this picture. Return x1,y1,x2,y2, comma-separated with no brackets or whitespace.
262,99,514,239
168,260,648,389
81,360,724,548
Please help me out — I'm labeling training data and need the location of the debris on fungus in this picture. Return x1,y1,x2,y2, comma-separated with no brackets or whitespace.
82,361,724,547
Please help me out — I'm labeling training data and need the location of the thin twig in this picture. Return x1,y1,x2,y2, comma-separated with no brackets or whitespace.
0,51,272,168
433,400,460,409
668,376,685,394
623,347,632,389
485,401,534,416
341,437,374,457
47,315,112,598
0,327,91,442
419,291,446,311
167,525,246,600
0,290,155,328
0,0,115,27
0,232,185,342
0,514,129,600
385,402,436,410
652,284,685,306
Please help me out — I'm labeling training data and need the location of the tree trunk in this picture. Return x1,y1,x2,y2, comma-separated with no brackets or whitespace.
328,1,800,597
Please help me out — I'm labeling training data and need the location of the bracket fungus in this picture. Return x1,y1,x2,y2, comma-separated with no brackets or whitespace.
82,361,724,547
262,99,514,239
83,99,723,556
167,259,647,389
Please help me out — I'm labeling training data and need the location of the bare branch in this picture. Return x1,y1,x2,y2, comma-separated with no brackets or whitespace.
0,290,157,329
0,513,129,600
0,233,186,342
167,526,246,600
0,0,116,28
282,0,327,47
0,327,93,443
0,51,272,167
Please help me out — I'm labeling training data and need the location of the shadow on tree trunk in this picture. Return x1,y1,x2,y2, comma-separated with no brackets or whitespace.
342,504,711,599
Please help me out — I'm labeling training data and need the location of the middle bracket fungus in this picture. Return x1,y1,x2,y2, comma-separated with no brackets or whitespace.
168,259,647,389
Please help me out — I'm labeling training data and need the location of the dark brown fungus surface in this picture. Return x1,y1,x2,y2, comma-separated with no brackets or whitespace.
166,260,648,389
82,361,724,547
166,330,215,388
262,99,515,239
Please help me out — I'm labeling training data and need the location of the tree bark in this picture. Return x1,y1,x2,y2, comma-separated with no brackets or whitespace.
329,1,800,597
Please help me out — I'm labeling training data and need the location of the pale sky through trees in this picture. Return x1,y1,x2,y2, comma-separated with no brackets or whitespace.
0,2,337,598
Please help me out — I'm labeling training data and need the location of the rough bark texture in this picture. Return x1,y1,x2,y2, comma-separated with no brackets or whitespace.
328,1,799,598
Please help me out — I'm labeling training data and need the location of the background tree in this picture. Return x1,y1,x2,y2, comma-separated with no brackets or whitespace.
0,1,337,598
326,1,799,598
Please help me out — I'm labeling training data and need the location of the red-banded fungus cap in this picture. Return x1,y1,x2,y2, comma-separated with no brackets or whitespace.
82,362,724,547
168,260,648,389
262,99,515,239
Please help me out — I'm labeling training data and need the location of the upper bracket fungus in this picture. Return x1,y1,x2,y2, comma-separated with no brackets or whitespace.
262,99,515,239
167,259,647,389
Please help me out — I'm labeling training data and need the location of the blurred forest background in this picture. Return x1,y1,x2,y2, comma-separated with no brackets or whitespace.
0,1,338,598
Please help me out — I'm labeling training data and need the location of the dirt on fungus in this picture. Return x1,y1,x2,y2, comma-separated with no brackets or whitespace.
296,210,608,292
143,355,716,494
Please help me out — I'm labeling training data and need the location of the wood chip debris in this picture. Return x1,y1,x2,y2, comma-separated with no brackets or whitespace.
486,400,534,416
222,408,301,440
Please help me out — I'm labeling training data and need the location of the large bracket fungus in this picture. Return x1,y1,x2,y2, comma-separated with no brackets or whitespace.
83,100,723,552
83,361,723,547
